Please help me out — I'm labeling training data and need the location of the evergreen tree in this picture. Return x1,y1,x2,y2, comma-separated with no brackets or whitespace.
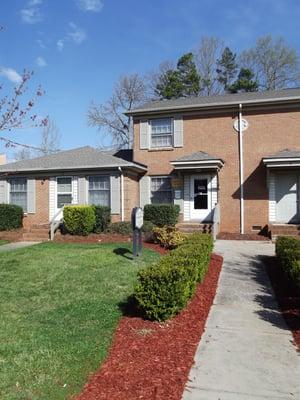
216,47,238,92
228,68,259,93
155,53,200,99
177,52,200,96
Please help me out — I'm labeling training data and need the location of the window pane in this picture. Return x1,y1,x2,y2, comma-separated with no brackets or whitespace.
10,178,27,192
151,177,172,204
151,118,172,134
57,177,72,193
89,190,110,206
151,134,172,148
89,176,110,190
57,194,72,208
10,192,27,211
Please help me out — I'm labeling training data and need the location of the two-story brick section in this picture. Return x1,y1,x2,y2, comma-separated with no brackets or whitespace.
128,88,300,237
0,88,300,240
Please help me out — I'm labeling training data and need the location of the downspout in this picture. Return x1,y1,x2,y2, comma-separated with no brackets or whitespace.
238,103,244,234
118,167,124,222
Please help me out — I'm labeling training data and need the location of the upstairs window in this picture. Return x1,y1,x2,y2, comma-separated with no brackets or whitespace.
88,176,110,206
150,118,173,148
10,178,27,212
151,177,173,204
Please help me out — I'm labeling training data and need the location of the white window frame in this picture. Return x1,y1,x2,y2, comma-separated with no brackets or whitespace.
9,177,28,212
150,176,173,204
56,176,73,209
150,117,173,148
88,175,110,207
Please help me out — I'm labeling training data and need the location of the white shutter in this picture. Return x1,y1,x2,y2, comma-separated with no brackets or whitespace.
27,178,36,214
173,116,183,147
140,175,150,207
140,119,149,149
0,178,8,204
110,174,121,214
211,174,218,207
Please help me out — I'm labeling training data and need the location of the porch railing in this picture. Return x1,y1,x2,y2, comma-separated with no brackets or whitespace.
50,206,64,241
212,203,220,241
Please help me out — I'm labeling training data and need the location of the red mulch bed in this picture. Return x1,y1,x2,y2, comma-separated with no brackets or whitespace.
75,254,223,400
264,257,300,351
218,232,270,241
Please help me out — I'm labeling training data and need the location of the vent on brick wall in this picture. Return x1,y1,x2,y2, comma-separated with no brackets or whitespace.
252,225,262,231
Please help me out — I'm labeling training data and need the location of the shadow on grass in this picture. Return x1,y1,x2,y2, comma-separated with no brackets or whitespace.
113,247,134,260
118,295,143,318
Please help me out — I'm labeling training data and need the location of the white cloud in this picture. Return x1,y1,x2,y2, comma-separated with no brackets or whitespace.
76,0,103,12
21,0,43,23
0,67,22,83
57,39,64,51
37,39,46,49
36,56,47,67
68,22,87,44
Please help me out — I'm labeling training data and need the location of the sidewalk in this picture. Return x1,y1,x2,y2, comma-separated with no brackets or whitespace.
182,240,300,400
0,241,40,252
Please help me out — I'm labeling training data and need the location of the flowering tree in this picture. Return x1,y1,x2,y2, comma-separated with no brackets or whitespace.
0,69,47,152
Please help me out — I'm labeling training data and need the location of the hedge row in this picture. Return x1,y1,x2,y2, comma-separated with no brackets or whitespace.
0,204,23,231
144,204,180,227
276,236,300,289
135,233,213,321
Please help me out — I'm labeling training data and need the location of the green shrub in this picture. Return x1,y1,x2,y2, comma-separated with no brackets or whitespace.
64,205,95,236
92,206,111,233
276,236,300,288
153,226,187,249
109,221,132,235
144,204,180,227
141,220,155,242
0,204,23,231
134,233,213,321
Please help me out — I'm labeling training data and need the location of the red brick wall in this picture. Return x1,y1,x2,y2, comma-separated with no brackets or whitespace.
23,177,49,228
133,108,300,233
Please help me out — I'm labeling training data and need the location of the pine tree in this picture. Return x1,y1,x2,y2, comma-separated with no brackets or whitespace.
155,53,200,99
228,68,259,93
216,47,238,92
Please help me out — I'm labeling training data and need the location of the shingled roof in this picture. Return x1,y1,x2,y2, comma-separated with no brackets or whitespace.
0,146,147,173
172,151,222,162
264,149,300,159
127,88,300,115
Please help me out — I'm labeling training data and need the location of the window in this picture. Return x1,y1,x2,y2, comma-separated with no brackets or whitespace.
150,118,173,148
57,177,72,208
10,178,27,212
88,176,110,206
151,177,173,204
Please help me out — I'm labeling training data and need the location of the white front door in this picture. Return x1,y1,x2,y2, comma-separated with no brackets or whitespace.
190,175,212,221
55,177,73,220
275,173,300,223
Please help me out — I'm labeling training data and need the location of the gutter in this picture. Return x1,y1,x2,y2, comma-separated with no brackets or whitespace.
118,167,124,221
238,103,245,235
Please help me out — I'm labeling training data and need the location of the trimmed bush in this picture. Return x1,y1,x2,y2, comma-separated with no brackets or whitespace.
134,233,213,321
141,220,155,242
109,221,132,235
144,204,180,227
276,236,300,288
0,204,23,231
153,226,187,249
64,205,95,236
92,206,111,233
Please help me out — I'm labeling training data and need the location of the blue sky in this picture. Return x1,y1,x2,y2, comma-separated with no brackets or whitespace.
1,0,300,158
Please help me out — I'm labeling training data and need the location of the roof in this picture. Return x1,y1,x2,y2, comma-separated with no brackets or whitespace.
264,149,300,159
127,88,300,116
172,151,222,162
0,146,147,173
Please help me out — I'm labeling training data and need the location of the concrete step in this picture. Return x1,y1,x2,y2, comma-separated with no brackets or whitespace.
177,223,212,233
29,228,50,234
22,233,49,241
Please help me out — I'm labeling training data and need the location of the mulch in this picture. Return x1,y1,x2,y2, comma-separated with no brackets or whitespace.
218,232,270,241
264,257,300,351
75,253,223,400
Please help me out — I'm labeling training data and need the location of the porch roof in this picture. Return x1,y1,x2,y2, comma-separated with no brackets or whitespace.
170,151,224,170
263,149,300,168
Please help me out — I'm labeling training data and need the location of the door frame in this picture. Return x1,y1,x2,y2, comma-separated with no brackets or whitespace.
54,176,74,220
189,174,212,221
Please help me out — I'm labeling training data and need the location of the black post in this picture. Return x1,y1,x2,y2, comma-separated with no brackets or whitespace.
131,207,143,258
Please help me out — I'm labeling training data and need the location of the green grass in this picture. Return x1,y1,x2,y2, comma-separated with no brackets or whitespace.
0,242,159,400
0,240,9,246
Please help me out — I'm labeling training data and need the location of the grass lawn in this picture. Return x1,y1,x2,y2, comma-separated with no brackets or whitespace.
0,242,159,400
0,240,9,246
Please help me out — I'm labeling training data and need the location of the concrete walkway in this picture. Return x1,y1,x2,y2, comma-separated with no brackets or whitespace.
182,240,300,400
0,241,41,252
